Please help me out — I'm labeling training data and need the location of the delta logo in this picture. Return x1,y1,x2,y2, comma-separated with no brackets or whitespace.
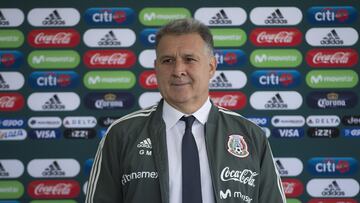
139,70,158,89
83,50,136,69
0,51,23,69
27,180,80,199
281,178,304,197
214,49,246,68
306,49,358,68
307,91,358,109
84,92,135,110
308,157,357,175
29,71,79,89
251,70,301,88
209,91,246,110
85,8,135,25
0,93,24,112
307,6,357,24
250,28,302,47
140,28,158,47
28,29,80,48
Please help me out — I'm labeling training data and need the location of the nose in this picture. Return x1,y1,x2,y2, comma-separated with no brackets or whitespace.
172,60,187,77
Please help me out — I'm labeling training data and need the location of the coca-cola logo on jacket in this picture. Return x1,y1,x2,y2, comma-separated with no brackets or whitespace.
28,29,80,48
83,50,136,68
28,180,80,199
0,93,24,111
139,70,158,89
306,48,358,67
209,91,247,110
250,28,302,46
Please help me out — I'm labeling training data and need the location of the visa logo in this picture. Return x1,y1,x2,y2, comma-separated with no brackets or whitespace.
272,128,304,138
29,129,61,139
308,6,357,24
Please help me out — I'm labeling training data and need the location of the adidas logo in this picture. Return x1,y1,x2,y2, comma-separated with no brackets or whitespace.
320,29,344,45
265,9,287,24
98,30,121,46
0,11,10,26
0,162,10,177
42,94,65,110
0,74,10,89
209,9,232,24
42,161,65,176
265,93,288,109
275,160,288,175
322,180,345,196
137,138,152,149
42,10,65,26
209,72,232,88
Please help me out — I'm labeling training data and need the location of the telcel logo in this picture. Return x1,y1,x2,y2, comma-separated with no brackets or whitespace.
85,8,135,25
307,6,357,24
308,157,357,175
306,70,358,88
139,8,191,26
250,49,302,68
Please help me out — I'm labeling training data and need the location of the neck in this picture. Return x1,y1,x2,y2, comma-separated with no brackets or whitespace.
166,98,208,115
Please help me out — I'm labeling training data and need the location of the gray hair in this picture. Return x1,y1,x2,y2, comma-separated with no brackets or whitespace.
155,18,214,56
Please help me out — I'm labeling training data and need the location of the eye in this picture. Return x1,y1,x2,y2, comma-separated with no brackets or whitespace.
161,58,174,64
185,57,197,63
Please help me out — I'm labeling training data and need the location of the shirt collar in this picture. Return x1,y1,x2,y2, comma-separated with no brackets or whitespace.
162,98,212,130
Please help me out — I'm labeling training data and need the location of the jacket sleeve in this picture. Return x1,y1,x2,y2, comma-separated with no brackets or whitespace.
258,138,286,203
85,127,123,203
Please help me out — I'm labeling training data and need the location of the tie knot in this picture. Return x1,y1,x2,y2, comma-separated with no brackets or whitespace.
180,115,196,129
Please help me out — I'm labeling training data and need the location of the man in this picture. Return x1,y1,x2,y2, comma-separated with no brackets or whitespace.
86,18,285,203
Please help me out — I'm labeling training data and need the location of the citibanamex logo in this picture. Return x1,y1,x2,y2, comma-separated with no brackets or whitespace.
139,70,158,89
28,29,80,48
28,180,80,199
209,91,246,110
250,28,302,46
306,48,358,67
83,50,136,68
0,93,24,111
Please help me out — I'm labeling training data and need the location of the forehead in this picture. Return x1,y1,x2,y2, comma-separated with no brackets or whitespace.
156,33,207,56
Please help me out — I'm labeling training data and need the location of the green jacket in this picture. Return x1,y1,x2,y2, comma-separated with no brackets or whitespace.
86,100,286,203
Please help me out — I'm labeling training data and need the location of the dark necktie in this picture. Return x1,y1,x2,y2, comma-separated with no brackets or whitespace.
181,115,202,203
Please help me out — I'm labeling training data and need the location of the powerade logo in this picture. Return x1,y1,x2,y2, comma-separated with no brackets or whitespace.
211,28,247,47
250,49,302,68
246,117,269,127
251,70,301,88
306,70,358,88
342,128,360,138
0,118,26,128
0,51,23,69
84,92,134,110
85,8,135,25
308,6,357,24
214,49,246,68
28,129,61,139
308,157,357,175
272,128,304,138
29,71,79,89
140,28,158,47
307,91,357,109
139,8,191,26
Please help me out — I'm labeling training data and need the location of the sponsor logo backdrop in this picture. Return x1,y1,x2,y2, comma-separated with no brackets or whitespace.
0,0,359,202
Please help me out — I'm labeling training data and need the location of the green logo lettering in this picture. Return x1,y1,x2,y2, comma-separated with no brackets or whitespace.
139,8,191,26
250,49,302,68
0,181,24,199
211,29,247,47
0,30,24,48
28,50,80,69
306,70,358,88
84,71,136,89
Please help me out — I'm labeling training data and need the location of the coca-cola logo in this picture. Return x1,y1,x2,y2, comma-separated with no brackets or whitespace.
84,50,136,68
28,29,80,48
28,180,80,199
281,178,304,198
139,70,158,89
306,48,358,67
220,167,258,187
210,91,247,110
308,198,357,203
250,28,302,46
0,93,24,111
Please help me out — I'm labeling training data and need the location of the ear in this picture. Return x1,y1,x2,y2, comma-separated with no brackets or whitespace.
209,56,217,78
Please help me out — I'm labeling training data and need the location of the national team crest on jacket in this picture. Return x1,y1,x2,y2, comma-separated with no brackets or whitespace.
227,134,249,158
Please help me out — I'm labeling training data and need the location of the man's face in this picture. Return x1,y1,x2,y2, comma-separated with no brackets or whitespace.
155,33,216,113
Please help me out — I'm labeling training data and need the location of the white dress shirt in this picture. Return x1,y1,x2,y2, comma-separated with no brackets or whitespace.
163,98,215,203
